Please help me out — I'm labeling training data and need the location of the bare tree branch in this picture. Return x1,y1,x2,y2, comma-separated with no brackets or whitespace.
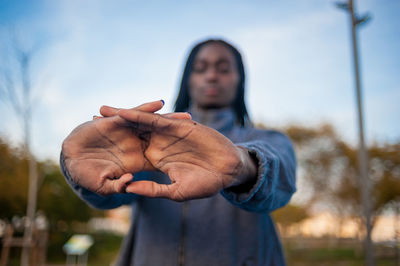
3,67,23,116
0,26,45,266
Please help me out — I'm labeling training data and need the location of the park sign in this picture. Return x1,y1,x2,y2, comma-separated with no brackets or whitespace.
63,234,94,256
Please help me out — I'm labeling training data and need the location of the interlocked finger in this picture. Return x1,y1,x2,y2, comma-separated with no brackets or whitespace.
100,100,165,117
118,109,184,134
96,173,133,195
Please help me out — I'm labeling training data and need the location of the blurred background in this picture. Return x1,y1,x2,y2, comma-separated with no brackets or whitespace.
0,0,399,265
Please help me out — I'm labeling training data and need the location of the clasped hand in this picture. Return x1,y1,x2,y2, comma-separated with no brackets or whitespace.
62,100,256,201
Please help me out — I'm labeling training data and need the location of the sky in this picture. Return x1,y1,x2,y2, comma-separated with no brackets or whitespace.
0,0,399,162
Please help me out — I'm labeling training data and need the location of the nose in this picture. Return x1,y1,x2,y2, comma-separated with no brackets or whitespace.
205,67,218,82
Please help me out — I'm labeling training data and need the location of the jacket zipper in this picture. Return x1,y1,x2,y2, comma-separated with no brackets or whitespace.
178,202,188,266
178,111,208,266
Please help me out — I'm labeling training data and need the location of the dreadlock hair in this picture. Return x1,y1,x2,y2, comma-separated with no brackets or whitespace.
173,39,249,127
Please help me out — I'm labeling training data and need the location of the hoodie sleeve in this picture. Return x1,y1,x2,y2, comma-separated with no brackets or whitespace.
221,129,296,213
60,152,139,210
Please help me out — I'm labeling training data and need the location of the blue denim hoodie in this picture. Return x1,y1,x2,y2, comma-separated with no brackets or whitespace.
60,107,296,266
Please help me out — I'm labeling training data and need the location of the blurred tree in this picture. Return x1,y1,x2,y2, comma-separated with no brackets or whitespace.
37,160,102,226
0,138,29,218
334,141,400,228
0,28,42,264
258,123,400,238
370,142,400,215
272,204,309,236
0,137,100,225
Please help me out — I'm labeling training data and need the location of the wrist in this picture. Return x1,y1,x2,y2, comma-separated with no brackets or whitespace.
227,146,257,188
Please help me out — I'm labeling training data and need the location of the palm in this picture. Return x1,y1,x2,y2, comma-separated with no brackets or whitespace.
61,101,244,201
121,110,242,201
62,116,154,195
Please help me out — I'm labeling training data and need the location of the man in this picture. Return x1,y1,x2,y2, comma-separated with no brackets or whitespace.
61,39,296,265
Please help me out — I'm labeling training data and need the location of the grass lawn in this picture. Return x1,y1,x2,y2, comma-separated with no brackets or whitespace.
283,237,398,266
2,234,398,265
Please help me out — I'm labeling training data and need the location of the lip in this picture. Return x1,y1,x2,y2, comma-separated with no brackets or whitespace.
203,87,219,96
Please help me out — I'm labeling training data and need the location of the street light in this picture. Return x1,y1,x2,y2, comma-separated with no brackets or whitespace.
335,1,375,266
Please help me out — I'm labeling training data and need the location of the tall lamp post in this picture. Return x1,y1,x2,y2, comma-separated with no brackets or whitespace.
335,1,374,265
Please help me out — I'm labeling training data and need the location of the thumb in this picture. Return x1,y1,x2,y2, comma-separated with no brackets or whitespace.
125,180,183,201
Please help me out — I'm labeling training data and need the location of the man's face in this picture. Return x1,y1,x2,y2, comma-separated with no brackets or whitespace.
188,43,240,109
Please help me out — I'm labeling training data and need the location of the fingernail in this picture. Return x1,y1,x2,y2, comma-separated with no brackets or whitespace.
160,99,165,105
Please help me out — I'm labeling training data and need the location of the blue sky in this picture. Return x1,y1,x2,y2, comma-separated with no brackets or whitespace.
0,0,399,161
